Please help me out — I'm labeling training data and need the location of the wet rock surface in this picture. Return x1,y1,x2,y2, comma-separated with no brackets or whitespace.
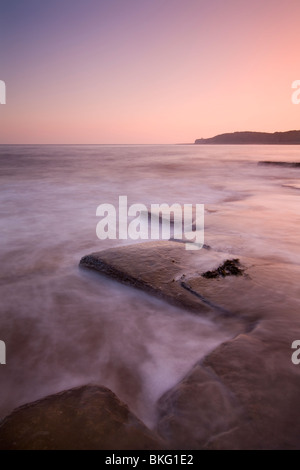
203,324,300,449
157,361,244,449
80,241,205,311
2,240,300,450
258,161,300,167
79,241,293,330
157,324,300,449
79,240,300,449
79,241,263,332
0,385,164,450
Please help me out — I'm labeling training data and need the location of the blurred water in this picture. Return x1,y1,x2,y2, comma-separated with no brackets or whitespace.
0,144,300,427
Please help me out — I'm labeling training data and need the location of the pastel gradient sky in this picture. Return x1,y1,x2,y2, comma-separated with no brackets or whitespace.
1,0,300,144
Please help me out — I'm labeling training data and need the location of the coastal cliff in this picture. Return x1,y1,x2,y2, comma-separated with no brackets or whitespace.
195,130,300,144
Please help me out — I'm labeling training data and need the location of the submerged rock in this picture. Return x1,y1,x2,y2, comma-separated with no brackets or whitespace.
282,182,300,190
79,241,300,449
80,241,286,332
80,241,216,315
157,361,244,449
258,161,300,168
79,241,262,331
157,325,300,449
0,385,164,450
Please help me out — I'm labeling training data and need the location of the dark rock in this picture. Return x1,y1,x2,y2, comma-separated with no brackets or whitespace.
202,259,244,278
79,241,263,332
0,385,164,450
282,183,300,190
258,161,300,167
80,241,218,316
80,241,286,326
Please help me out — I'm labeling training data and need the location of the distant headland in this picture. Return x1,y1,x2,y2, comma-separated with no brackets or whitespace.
195,130,300,145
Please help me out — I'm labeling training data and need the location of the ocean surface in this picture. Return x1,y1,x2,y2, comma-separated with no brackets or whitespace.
0,144,300,427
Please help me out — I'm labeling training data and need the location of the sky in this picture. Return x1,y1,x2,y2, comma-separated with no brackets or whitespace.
0,0,300,144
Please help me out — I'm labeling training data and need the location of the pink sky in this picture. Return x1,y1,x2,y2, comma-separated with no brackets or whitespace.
1,0,300,144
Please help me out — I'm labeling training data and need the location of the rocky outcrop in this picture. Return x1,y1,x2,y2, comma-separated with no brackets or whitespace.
3,239,300,450
80,241,212,314
0,385,164,450
258,161,300,167
157,326,300,449
157,361,244,449
79,240,300,449
79,241,264,333
282,182,300,190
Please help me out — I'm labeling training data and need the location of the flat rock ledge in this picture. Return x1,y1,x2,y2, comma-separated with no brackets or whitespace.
156,329,300,449
79,240,300,449
79,241,269,333
0,385,164,450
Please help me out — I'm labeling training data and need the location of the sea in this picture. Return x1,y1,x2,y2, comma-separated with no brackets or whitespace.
0,144,300,427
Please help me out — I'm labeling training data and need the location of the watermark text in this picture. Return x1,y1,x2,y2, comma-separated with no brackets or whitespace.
0,80,6,104
0,340,6,365
291,340,300,364
292,80,300,104
96,196,204,250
